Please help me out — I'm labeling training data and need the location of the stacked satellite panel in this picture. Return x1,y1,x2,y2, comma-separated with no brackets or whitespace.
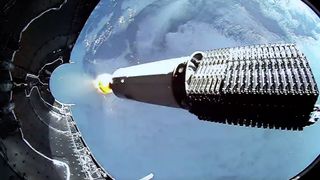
186,44,319,130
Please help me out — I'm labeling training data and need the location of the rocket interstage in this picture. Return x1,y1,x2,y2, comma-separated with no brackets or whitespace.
108,43,319,130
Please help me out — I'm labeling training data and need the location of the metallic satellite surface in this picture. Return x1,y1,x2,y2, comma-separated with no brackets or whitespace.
109,43,318,130
59,0,320,179
1,0,320,180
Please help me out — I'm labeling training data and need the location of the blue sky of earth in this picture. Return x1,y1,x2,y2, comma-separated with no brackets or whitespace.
50,0,320,179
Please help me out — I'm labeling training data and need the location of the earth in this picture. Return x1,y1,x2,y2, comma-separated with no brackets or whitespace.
51,0,320,179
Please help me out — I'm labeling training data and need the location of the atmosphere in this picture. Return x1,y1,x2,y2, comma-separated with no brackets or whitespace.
51,0,320,179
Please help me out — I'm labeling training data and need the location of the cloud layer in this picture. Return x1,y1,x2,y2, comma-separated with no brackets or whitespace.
60,0,320,179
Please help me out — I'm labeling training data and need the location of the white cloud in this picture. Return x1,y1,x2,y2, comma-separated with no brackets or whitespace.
68,0,320,179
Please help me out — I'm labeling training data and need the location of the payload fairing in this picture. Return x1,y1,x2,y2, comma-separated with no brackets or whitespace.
98,43,319,130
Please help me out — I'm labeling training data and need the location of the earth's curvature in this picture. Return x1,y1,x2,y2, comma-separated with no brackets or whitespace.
50,0,320,179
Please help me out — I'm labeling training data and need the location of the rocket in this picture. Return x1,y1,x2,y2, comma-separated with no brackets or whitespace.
94,43,319,130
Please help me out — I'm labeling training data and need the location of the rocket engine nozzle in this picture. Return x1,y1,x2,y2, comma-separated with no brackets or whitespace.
93,74,113,95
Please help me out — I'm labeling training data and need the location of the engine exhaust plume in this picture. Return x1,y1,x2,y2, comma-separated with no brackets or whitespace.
93,74,113,95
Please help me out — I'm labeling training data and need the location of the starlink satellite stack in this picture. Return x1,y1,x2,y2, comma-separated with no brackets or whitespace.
98,43,319,130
